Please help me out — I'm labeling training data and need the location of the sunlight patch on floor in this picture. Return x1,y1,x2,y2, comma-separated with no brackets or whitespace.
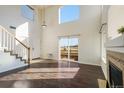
0,68,80,81
13,80,31,88
30,59,44,63
19,68,80,73
30,59,58,64
97,79,107,88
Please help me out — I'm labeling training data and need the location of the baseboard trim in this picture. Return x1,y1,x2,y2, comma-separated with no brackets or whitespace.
40,58,57,61
0,66,28,77
32,57,41,60
78,61,101,66
40,58,101,66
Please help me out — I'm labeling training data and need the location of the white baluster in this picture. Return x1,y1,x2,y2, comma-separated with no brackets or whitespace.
6,33,8,50
5,32,7,49
21,46,23,58
21,45,22,57
2,30,4,48
3,30,6,48
11,36,13,51
18,45,20,57
12,37,14,51
23,47,25,59
1,29,4,47
20,47,22,58
8,35,10,50
24,47,25,59
13,39,16,53
26,48,27,60
19,45,21,57
0,27,2,48
15,40,18,54
9,34,11,50
16,44,18,56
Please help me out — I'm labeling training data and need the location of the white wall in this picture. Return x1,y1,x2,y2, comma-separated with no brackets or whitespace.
101,5,124,79
41,5,101,66
107,5,124,47
0,51,28,73
0,5,42,59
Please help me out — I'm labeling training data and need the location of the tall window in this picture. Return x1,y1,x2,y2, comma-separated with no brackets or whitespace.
21,5,34,21
59,5,80,24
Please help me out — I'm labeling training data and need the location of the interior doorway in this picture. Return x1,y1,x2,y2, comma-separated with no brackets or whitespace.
59,36,79,62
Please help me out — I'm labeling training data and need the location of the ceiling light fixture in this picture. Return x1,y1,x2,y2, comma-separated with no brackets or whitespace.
42,6,47,28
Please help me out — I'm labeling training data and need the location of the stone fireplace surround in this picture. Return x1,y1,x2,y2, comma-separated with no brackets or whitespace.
107,50,124,87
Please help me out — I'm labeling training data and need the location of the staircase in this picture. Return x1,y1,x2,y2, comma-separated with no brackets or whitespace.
4,49,27,63
0,25,30,73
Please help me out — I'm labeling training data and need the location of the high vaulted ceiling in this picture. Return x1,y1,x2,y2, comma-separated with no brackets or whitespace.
31,5,62,10
31,5,54,10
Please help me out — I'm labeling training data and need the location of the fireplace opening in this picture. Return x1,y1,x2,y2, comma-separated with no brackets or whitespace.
109,62,123,88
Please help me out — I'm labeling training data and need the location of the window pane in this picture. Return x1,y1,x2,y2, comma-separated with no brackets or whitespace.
69,38,78,61
21,5,34,21
59,38,69,60
59,5,80,24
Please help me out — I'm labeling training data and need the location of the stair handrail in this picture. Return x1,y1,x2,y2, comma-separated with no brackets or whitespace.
0,25,30,65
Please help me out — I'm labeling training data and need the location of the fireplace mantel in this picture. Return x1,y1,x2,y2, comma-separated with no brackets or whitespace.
107,46,124,54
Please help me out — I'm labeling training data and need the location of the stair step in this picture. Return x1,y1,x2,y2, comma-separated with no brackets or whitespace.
4,49,17,56
22,59,26,61
16,56,22,59
4,49,11,53
10,54,18,56
16,57,27,63
4,49,27,64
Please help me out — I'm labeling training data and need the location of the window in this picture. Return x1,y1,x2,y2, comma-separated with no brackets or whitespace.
59,5,80,24
21,5,34,21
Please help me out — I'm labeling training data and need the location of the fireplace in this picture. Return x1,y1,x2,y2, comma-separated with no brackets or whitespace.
109,62,123,88
107,50,124,88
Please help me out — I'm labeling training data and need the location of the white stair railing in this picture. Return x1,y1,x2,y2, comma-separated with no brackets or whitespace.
0,25,30,65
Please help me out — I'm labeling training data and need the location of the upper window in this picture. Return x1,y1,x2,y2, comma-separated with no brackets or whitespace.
21,5,34,21
59,5,80,24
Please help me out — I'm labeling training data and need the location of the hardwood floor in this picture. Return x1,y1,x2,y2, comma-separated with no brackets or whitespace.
0,60,105,88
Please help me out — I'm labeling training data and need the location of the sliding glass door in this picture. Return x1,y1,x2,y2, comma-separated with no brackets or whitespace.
59,36,78,62
59,37,69,60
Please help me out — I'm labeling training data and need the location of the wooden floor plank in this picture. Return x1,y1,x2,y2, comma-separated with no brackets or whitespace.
0,60,105,88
